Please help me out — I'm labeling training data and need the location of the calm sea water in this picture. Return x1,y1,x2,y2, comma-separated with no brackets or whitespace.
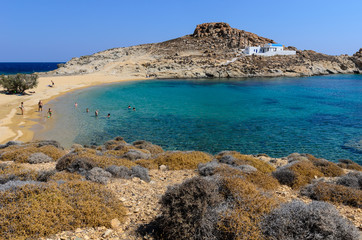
0,62,63,75
34,75,362,163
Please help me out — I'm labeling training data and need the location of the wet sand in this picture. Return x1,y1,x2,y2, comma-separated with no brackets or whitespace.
0,73,147,144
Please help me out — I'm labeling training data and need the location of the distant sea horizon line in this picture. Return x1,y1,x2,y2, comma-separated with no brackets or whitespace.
0,62,64,75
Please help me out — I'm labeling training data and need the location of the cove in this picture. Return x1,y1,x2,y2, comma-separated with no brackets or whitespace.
34,75,362,163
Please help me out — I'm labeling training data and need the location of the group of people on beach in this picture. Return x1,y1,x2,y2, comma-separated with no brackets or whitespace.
19,100,52,118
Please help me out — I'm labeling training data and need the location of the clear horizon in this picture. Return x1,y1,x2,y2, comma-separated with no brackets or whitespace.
2,0,361,62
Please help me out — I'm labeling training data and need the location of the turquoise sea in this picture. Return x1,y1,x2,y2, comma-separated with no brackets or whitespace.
34,75,362,163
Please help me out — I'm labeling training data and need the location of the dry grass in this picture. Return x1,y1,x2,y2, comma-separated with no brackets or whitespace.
218,176,279,240
0,145,65,163
216,151,275,173
301,182,362,208
154,151,212,170
0,180,126,239
305,154,344,177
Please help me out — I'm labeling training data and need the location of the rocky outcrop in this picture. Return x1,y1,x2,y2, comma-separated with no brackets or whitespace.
45,22,362,78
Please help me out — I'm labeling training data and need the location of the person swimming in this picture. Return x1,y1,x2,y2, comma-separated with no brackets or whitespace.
86,108,89,113
95,110,99,117
128,105,131,109
133,107,136,111
107,113,110,118
47,108,52,118
75,102,78,108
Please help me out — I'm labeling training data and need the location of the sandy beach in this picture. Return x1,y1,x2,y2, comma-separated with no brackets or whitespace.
0,73,147,144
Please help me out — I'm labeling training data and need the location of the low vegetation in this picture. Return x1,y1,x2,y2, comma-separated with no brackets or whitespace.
215,151,275,173
154,151,212,170
273,160,324,189
338,159,362,171
261,200,360,240
305,154,344,177
0,181,126,239
301,182,362,208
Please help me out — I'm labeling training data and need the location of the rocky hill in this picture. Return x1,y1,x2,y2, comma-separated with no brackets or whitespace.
47,22,362,78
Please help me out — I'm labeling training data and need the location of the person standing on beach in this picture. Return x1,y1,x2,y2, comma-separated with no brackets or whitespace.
47,108,52,118
19,102,24,115
38,100,43,112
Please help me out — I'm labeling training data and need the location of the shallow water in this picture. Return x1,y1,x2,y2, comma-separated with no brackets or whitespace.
34,75,362,163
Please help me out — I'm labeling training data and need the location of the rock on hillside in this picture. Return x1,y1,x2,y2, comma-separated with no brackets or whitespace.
46,22,362,78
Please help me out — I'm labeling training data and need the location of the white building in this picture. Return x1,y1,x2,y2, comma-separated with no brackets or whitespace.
243,43,296,56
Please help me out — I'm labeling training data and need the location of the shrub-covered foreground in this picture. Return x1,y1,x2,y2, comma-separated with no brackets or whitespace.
261,200,360,240
0,181,126,239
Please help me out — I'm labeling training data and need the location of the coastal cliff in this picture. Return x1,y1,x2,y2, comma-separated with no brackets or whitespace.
47,22,362,78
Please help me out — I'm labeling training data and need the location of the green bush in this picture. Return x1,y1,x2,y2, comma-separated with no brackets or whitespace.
0,73,38,94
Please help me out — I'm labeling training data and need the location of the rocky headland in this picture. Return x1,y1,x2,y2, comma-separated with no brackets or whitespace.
47,22,362,79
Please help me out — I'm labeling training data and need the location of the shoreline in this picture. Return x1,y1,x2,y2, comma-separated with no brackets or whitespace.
0,73,149,144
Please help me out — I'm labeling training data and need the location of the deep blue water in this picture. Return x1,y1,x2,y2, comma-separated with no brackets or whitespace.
0,62,63,75
34,75,362,163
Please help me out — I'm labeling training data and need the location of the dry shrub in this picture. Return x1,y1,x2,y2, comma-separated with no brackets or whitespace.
134,159,158,169
56,149,136,171
261,200,360,240
301,182,362,208
132,140,164,154
154,151,212,170
218,176,279,240
336,172,362,190
216,151,275,173
48,171,84,181
211,164,279,191
156,177,224,239
338,159,362,171
0,164,38,182
104,146,140,157
242,171,280,191
273,161,324,189
0,145,64,163
305,154,344,177
0,180,126,239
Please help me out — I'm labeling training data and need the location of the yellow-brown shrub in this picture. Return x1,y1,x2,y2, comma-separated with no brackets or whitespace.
57,150,136,170
0,164,38,181
0,180,126,239
301,182,362,208
134,159,159,169
337,159,362,171
276,161,324,189
214,165,279,191
218,176,279,240
305,154,344,177
216,151,275,173
48,171,84,181
153,151,212,170
0,145,65,163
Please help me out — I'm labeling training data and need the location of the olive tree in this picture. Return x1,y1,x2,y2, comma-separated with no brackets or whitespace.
0,74,38,94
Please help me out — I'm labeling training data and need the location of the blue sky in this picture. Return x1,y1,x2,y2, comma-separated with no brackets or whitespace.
1,0,361,62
